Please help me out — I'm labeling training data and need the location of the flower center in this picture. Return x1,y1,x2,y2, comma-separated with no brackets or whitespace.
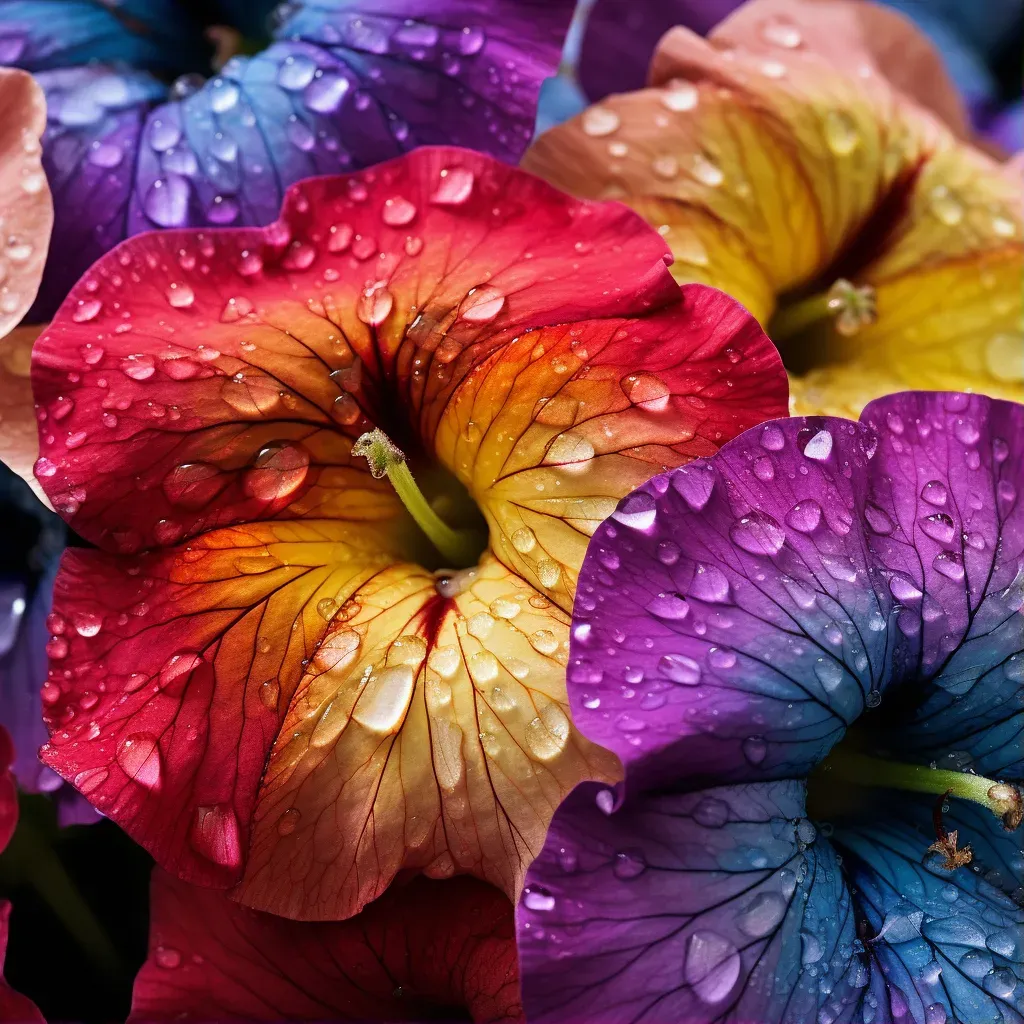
811,744,1022,870
353,428,487,569
768,277,878,370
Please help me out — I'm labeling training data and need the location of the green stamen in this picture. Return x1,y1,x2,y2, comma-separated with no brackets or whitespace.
771,278,877,341
353,428,483,569
820,749,1023,830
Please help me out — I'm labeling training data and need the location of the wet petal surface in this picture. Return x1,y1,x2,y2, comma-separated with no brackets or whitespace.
132,869,520,1022
0,67,51,337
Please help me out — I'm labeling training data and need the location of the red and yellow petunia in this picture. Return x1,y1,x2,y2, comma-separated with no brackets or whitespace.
524,0,1024,417
34,145,786,919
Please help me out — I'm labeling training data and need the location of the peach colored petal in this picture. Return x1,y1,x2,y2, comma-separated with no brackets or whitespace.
0,69,51,340
705,0,969,138
0,325,49,505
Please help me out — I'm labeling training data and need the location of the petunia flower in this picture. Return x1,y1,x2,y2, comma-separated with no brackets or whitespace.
523,0,1024,419
131,869,521,1021
518,390,1023,1023
31,145,787,920
0,726,45,1022
0,0,577,319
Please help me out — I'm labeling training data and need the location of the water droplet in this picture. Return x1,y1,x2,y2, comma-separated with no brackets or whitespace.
824,111,860,155
431,167,474,205
350,664,415,734
165,282,195,309
659,653,701,685
730,511,785,555
511,527,536,553
613,848,647,880
356,281,394,326
116,733,163,788
458,285,505,323
921,480,948,507
468,650,499,684
803,430,833,460
742,736,767,764
428,645,460,679
814,658,844,692
690,153,724,187
685,931,741,1004
581,106,620,136
381,196,417,226
154,946,182,970
761,18,802,47
622,372,670,409
72,298,102,323
929,185,964,226
612,491,657,530
672,461,715,510
243,442,309,501
920,513,955,545
191,803,241,867
865,689,881,708
277,807,301,835
737,892,787,937
537,559,562,589
760,424,785,451
645,593,689,620
525,702,570,760
785,500,822,533
523,886,555,912
661,79,699,111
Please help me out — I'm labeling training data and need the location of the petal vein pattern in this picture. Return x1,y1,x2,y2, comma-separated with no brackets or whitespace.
33,146,787,919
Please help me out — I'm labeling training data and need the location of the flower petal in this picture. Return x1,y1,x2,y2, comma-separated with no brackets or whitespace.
577,0,740,102
858,391,1024,778
237,554,617,919
519,779,860,1024
524,11,1023,416
23,0,576,317
132,869,520,1022
0,904,44,1024
0,0,203,73
834,804,1024,1023
568,412,893,789
710,0,970,137
32,144,680,553
568,393,1023,790
0,326,46,502
40,519,401,891
443,289,787,609
0,67,50,339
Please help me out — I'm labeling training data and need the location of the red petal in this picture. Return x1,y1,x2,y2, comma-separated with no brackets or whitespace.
0,904,44,1024
131,869,521,1023
0,68,51,342
32,145,679,553
40,520,398,890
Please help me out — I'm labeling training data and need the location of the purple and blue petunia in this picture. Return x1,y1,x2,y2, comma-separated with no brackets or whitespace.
0,0,574,317
519,391,1023,1024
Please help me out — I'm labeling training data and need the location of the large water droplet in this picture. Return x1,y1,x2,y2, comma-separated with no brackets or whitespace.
685,931,741,1004
737,892,788,938
802,429,833,460
581,106,620,136
431,167,474,205
458,285,505,323
730,511,785,555
659,653,701,685
525,702,570,761
191,803,242,867
243,442,309,501
116,733,163,788
351,664,415,733
356,281,394,326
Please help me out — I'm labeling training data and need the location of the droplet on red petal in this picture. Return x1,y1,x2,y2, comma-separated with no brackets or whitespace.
242,442,310,501
191,803,242,868
458,285,505,323
381,196,417,226
116,733,163,788
356,282,394,326
163,462,227,509
431,166,474,205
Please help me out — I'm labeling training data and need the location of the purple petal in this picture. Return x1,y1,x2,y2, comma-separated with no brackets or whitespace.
519,779,862,1023
27,0,574,317
568,393,1024,791
577,0,742,102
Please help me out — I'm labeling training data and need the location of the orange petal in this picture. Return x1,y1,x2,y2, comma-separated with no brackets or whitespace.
0,68,51,340
237,553,618,919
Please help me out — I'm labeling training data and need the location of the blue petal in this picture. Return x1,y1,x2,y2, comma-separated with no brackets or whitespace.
519,780,867,1023
0,0,204,73
834,803,1024,1023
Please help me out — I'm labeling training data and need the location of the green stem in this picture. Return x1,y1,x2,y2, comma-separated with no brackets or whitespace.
821,750,1021,827
353,428,482,568
770,292,833,342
